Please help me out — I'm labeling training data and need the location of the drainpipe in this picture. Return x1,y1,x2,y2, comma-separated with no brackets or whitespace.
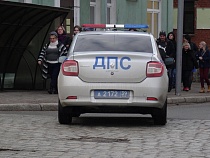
74,0,80,26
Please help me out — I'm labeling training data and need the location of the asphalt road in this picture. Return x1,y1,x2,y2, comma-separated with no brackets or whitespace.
168,102,210,120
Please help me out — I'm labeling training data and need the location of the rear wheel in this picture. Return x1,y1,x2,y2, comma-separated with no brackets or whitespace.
58,100,72,124
152,99,167,125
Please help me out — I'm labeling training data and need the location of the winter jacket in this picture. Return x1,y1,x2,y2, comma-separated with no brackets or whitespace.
182,48,198,71
195,49,210,68
167,32,177,69
56,31,71,51
189,42,198,54
38,42,67,79
156,38,175,62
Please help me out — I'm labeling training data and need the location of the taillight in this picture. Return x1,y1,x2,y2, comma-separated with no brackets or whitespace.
62,60,79,76
146,61,164,77
147,97,158,101
66,96,77,99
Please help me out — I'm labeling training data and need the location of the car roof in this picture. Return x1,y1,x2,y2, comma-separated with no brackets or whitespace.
78,31,152,36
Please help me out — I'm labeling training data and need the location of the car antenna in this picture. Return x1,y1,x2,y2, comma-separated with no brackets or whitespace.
113,24,117,31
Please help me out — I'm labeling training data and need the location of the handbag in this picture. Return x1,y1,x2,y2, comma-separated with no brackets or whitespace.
164,57,175,66
58,56,67,63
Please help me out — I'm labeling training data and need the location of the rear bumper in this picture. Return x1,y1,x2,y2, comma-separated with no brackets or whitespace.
58,75,168,109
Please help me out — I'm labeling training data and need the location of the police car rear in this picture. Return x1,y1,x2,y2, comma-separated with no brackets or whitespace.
58,24,168,125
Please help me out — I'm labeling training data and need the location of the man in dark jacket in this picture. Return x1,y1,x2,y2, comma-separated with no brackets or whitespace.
183,34,198,54
156,31,176,92
156,31,175,62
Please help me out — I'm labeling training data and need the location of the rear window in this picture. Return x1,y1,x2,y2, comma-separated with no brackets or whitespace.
73,34,153,53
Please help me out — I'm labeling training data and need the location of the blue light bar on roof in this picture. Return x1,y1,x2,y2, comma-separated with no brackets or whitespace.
124,24,149,29
82,24,149,29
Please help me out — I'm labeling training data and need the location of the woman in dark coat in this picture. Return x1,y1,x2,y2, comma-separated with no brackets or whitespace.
195,41,210,93
182,42,198,91
167,32,177,90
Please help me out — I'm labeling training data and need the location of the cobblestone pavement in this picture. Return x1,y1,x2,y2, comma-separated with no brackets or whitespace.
0,112,210,158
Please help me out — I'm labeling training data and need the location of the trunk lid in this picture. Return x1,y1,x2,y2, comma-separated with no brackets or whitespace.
73,51,153,83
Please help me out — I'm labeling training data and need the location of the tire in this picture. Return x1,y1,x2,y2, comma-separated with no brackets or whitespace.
58,100,72,124
152,99,167,125
71,113,81,117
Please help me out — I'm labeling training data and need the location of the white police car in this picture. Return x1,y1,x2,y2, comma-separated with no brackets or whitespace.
58,24,169,125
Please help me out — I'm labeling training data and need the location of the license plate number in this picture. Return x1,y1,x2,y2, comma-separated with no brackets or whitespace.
94,90,130,99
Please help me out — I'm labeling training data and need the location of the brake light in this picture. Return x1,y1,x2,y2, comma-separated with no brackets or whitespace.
66,96,77,99
147,97,158,101
62,60,79,76
146,62,164,77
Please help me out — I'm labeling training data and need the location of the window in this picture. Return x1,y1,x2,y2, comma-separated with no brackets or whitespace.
90,0,116,24
90,6,95,24
107,0,116,24
147,0,161,38
74,34,153,53
90,0,96,23
184,1,195,34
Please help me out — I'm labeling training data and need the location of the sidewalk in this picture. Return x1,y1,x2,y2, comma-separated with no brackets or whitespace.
0,82,209,111
167,82,210,104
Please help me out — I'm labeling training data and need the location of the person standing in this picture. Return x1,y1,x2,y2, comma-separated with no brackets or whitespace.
182,42,198,91
156,31,168,62
195,41,210,93
167,32,177,89
183,34,198,53
156,31,175,92
38,31,67,94
70,25,82,44
183,34,198,89
73,25,82,36
56,25,71,51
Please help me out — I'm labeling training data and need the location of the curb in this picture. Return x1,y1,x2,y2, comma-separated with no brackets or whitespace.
0,103,57,111
0,96,210,111
168,96,210,104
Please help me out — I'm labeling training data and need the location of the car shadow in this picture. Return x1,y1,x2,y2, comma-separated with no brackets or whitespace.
69,114,162,127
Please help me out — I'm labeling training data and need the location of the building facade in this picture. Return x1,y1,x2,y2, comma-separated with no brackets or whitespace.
77,0,173,38
173,0,210,46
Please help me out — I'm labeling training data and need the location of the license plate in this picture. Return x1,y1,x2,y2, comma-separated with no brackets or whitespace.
94,90,130,99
